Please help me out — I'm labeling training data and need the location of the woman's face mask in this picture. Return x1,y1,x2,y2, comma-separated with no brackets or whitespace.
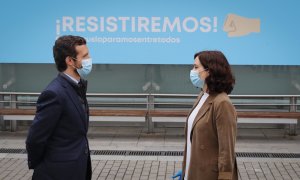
190,69,206,88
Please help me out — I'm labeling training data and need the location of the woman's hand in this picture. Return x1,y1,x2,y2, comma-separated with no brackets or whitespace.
172,170,182,179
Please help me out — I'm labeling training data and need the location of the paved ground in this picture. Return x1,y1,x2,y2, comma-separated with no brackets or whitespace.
0,126,300,180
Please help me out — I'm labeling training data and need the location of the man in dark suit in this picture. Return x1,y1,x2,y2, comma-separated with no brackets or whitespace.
26,35,93,180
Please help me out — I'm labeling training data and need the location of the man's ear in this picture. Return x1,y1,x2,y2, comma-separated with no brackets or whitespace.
65,56,73,66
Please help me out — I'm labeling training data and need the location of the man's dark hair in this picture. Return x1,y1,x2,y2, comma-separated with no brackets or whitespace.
53,35,86,72
194,51,235,94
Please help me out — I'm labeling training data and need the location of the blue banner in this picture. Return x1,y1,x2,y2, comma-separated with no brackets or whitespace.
1,0,299,65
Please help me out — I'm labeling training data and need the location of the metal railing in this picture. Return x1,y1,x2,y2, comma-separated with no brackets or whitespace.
1,92,299,132
0,92,299,111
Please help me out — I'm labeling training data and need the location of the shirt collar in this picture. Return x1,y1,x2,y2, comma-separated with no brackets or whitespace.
63,72,79,84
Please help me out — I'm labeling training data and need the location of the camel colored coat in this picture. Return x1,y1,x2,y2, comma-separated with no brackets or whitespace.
182,91,238,180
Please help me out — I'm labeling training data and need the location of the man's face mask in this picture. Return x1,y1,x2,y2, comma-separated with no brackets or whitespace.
72,58,93,78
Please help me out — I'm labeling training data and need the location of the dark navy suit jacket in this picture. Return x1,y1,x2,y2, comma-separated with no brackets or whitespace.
26,73,91,180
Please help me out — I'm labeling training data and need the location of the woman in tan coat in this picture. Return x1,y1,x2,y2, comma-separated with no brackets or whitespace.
181,51,237,180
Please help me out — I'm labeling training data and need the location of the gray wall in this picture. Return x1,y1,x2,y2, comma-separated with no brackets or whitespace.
0,64,299,95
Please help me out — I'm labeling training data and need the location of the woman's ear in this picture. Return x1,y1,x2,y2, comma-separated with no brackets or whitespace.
203,70,209,79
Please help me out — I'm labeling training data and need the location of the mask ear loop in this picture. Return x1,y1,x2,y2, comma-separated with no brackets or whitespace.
71,57,82,69
198,68,208,76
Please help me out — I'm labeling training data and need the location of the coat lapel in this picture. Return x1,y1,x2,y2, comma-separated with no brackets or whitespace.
187,91,204,119
190,93,217,142
184,91,204,137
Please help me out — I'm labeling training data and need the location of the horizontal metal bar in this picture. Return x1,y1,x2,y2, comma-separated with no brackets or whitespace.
151,117,298,124
230,95,300,97
87,93,149,96
1,102,299,107
1,101,299,106
1,92,300,98
0,101,36,104
233,104,300,106
153,103,300,106
238,118,298,124
88,102,147,105
151,93,300,98
0,92,149,96
0,92,40,95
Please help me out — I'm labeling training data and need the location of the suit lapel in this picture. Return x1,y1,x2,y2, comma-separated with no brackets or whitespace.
58,75,88,131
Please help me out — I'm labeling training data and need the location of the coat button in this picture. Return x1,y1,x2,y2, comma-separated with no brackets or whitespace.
85,148,89,154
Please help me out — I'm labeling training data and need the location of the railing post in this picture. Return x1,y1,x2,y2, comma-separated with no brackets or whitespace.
289,96,297,112
10,94,17,132
146,94,154,133
289,96,297,136
0,94,4,130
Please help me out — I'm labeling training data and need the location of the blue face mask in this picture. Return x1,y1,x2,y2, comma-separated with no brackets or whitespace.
77,58,92,78
190,70,204,88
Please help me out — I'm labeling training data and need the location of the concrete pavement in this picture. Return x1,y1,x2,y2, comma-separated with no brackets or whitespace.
0,127,300,180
